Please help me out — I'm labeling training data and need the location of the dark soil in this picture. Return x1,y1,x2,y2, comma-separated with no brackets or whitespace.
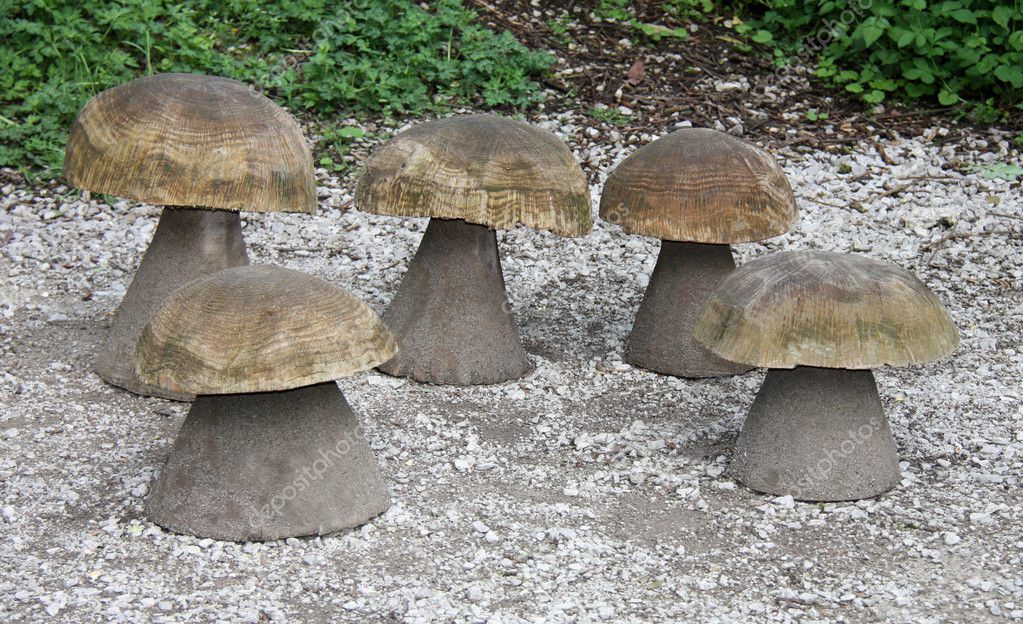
471,0,1022,151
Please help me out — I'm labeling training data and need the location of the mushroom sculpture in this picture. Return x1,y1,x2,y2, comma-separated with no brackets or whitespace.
135,265,396,541
65,73,316,400
354,114,591,385
599,128,797,378
693,250,959,501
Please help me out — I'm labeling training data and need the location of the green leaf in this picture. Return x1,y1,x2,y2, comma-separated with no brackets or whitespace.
903,66,935,83
938,88,959,105
334,126,365,138
948,9,977,24
991,6,1013,29
863,89,885,103
977,163,1023,180
896,31,916,48
845,82,865,93
995,64,1023,88
861,24,885,47
752,29,774,44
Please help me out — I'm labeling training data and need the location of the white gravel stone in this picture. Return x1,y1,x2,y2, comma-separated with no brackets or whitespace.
0,113,1020,622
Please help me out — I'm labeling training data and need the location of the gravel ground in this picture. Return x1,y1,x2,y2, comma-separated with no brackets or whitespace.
1,113,1022,623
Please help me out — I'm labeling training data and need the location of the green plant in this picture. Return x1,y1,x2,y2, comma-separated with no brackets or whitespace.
805,108,829,122
594,0,632,21
593,0,689,43
547,14,575,45
0,0,554,177
974,162,1023,180
317,125,367,172
588,106,630,125
665,0,716,22
738,0,1023,113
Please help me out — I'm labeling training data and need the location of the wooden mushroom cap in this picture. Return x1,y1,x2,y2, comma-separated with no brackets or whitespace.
65,73,315,213
354,114,592,236
136,265,396,394
693,250,959,369
599,128,797,243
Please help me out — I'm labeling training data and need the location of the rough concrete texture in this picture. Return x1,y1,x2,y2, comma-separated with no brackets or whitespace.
147,381,390,541
730,366,901,501
378,217,531,385
625,240,753,378
95,207,248,401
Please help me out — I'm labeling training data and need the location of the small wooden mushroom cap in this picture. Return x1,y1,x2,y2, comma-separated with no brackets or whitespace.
693,250,959,369
599,128,797,243
136,265,396,394
354,114,592,236
65,73,315,213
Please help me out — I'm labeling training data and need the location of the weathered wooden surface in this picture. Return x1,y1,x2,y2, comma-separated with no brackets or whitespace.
66,72,316,213
136,265,396,394
694,250,959,369
599,128,797,243
354,114,592,236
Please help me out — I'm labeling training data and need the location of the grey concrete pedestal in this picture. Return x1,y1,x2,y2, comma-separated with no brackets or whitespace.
96,207,248,400
626,241,752,378
147,382,390,541
379,217,531,385
730,366,901,501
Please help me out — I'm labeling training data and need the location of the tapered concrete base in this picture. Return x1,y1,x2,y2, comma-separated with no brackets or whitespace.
626,241,752,378
379,218,531,385
146,382,390,541
730,366,901,502
96,207,248,401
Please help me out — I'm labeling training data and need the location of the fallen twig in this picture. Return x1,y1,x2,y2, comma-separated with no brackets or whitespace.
922,228,1022,264
871,138,897,165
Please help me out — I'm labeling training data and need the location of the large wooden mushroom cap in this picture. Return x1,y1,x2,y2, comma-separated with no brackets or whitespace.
65,73,316,213
599,128,797,243
693,250,959,369
136,265,396,394
354,114,592,236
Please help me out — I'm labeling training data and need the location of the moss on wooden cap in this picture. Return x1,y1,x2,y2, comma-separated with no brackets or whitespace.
599,128,797,243
65,73,316,213
693,250,959,369
354,114,592,236
136,265,396,394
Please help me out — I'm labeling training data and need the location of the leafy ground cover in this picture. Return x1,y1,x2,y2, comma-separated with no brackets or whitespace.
0,0,553,176
1,0,1021,179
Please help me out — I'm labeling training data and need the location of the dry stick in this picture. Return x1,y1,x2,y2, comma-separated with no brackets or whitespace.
922,229,1022,264
869,181,917,200
990,211,1023,221
797,195,850,210
871,138,897,166
899,174,961,181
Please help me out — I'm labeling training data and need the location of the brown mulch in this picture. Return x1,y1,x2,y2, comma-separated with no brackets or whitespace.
470,0,1022,153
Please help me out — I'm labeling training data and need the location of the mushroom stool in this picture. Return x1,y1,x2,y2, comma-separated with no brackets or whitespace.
136,265,396,541
354,114,592,386
694,250,959,501
599,128,798,378
66,73,316,400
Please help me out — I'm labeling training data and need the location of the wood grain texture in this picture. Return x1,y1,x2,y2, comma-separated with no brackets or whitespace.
354,114,592,236
136,265,396,394
693,250,959,369
65,73,316,213
599,128,797,243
